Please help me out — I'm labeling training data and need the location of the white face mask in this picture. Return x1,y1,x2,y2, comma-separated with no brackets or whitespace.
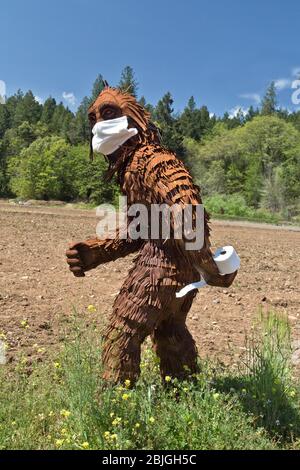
92,116,138,156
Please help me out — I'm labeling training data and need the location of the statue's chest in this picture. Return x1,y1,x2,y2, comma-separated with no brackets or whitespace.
122,173,146,204
121,157,149,205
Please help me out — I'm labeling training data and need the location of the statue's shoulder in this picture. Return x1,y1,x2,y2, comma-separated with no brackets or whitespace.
125,144,160,173
125,144,188,182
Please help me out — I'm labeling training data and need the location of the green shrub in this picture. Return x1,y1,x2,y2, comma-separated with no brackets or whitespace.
205,194,281,223
8,137,119,205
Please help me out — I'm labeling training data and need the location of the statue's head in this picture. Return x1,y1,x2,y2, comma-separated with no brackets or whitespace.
88,85,160,160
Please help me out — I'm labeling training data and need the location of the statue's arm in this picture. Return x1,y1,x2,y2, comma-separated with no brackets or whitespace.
143,150,237,288
66,229,143,277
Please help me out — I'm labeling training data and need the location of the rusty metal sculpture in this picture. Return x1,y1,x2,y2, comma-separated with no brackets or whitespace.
66,86,237,384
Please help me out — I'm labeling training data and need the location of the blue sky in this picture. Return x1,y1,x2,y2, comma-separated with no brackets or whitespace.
1,0,299,116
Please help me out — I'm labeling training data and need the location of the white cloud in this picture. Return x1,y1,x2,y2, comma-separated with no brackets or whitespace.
0,80,6,104
228,106,249,118
274,78,291,90
62,91,76,107
292,66,300,78
35,95,43,104
239,93,261,104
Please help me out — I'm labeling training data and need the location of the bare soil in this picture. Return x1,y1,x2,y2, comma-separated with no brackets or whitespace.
0,201,299,370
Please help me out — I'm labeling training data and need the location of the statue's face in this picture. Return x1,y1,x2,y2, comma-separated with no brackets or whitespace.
87,87,153,160
88,102,123,129
88,87,150,131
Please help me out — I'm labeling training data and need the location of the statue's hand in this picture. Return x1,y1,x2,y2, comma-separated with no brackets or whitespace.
66,240,101,277
201,269,238,288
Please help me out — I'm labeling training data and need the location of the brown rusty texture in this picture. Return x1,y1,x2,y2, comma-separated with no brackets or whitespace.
66,87,237,385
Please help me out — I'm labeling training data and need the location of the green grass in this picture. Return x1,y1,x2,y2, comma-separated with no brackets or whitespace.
0,310,299,450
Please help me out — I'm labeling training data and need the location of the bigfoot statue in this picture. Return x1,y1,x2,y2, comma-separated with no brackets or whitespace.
66,86,237,384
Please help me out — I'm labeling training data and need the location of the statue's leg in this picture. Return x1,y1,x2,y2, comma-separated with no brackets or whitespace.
152,292,199,380
101,240,199,384
101,262,161,385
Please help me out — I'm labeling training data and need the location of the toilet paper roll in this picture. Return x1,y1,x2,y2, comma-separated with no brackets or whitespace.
175,245,240,298
213,246,240,275
175,279,207,299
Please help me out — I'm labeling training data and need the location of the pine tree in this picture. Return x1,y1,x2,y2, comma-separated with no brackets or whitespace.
139,96,146,108
261,82,277,115
68,75,105,144
154,92,185,157
179,96,197,138
245,105,259,122
187,96,196,112
180,97,212,141
50,103,73,137
154,92,174,126
5,90,24,127
0,105,10,139
13,91,42,126
198,105,211,134
139,96,154,116
41,97,57,126
91,74,105,101
118,66,138,97
68,97,91,144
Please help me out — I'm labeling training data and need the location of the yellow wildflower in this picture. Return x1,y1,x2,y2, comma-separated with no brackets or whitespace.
87,305,96,313
112,417,122,426
81,442,89,449
122,393,130,401
55,439,64,448
149,417,155,424
60,409,71,418
165,376,171,382
124,379,131,388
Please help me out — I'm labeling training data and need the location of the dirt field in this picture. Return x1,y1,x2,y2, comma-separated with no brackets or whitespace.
0,200,299,370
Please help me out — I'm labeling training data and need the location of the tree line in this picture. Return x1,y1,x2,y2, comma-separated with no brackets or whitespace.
0,66,299,221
